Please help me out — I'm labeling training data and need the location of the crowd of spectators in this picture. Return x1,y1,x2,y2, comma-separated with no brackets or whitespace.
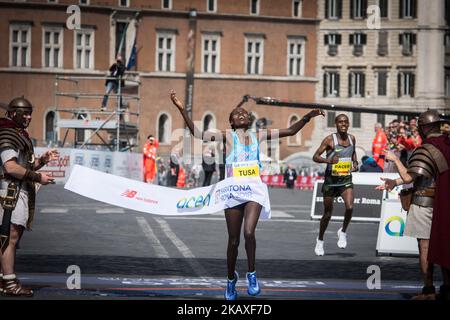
371,118,423,173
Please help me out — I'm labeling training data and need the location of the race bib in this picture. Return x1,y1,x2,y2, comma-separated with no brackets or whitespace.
226,161,260,178
331,157,352,176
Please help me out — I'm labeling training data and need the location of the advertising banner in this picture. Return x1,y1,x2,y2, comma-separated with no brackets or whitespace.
34,147,72,184
34,148,143,184
65,165,272,219
376,199,419,256
310,173,400,222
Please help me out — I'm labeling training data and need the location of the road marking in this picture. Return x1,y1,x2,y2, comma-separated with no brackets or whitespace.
136,217,169,258
271,210,294,218
163,217,375,225
272,204,311,208
163,217,316,223
96,208,125,214
40,208,68,213
154,217,209,278
211,210,294,218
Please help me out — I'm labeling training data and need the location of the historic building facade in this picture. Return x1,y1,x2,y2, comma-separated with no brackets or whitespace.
0,0,320,162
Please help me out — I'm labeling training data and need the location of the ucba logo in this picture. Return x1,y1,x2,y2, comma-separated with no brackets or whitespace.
177,194,211,209
121,189,138,198
385,216,405,237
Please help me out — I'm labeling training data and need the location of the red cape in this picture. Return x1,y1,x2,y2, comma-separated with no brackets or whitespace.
427,134,450,269
0,117,30,138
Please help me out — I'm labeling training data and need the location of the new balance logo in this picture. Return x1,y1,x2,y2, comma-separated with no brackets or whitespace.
121,189,138,198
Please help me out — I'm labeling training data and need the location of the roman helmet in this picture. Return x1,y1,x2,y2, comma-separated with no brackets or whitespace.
7,96,33,128
417,110,442,139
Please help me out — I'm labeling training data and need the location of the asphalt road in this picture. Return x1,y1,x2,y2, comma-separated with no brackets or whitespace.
2,184,435,300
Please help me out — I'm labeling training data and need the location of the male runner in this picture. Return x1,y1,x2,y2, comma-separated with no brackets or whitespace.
312,114,358,256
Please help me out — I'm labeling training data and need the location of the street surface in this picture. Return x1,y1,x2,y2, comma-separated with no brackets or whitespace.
2,184,433,300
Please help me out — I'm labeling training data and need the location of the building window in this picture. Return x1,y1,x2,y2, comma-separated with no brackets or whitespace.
74,30,94,69
288,115,301,145
202,34,220,73
348,71,365,97
349,33,367,56
325,0,342,19
162,0,172,9
9,24,31,67
400,0,416,18
327,111,336,128
203,113,216,131
377,71,388,96
250,0,259,15
287,38,305,76
207,0,216,12
245,37,264,75
42,28,63,68
446,0,450,26
48,0,58,3
377,114,386,127
350,0,367,19
445,74,450,97
397,71,415,97
45,111,56,142
156,32,176,72
293,0,302,17
379,0,388,18
352,112,361,128
157,113,171,144
324,33,341,56
79,0,90,4
119,0,129,7
445,33,450,54
115,22,127,62
399,33,416,56
377,31,388,56
323,71,340,97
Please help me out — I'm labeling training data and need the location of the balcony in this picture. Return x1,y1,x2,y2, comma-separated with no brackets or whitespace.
327,44,338,56
352,44,363,57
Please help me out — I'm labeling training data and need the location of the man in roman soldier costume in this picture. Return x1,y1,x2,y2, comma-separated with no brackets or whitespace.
0,97,57,297
379,110,450,300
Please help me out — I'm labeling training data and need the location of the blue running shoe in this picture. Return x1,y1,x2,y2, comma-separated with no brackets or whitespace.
246,271,261,296
224,271,239,300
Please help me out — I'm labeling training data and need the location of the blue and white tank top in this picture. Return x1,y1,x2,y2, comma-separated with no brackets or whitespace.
225,131,261,178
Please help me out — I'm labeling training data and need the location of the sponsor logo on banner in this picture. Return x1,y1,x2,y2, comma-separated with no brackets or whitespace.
177,194,211,209
120,189,158,204
75,153,84,165
91,155,100,169
105,156,112,172
214,185,253,204
35,151,70,178
121,189,138,198
385,216,405,237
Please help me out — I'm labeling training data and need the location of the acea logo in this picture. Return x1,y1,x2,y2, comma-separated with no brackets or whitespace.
385,216,405,237
177,194,211,209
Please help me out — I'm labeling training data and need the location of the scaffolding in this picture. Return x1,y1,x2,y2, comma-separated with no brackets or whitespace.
53,74,141,152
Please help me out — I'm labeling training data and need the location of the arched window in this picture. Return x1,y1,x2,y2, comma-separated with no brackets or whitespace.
158,113,171,143
202,113,215,131
45,111,56,142
288,114,301,145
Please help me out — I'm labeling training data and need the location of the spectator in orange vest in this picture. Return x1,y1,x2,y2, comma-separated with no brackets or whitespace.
372,123,387,170
143,135,158,183
176,165,186,188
